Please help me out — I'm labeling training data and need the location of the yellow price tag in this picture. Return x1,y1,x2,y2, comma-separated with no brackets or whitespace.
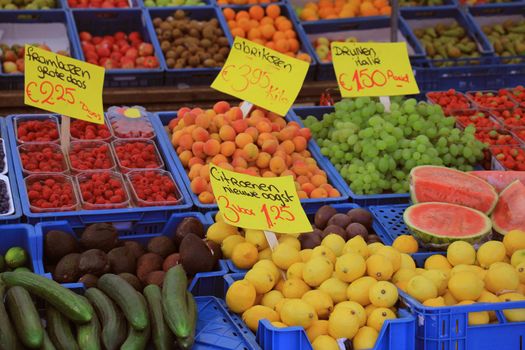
331,42,419,97
211,37,309,116
209,164,311,235
24,45,105,124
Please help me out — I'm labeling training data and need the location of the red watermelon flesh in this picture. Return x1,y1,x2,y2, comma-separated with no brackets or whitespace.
410,166,498,214
491,180,525,235
469,170,525,193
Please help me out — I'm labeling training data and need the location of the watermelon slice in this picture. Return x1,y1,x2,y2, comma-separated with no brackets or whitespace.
469,171,525,193
410,166,498,214
404,202,492,247
491,180,525,235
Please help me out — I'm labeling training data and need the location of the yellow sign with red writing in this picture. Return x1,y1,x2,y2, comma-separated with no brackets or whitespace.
24,45,105,124
209,164,311,234
331,42,419,97
211,37,309,116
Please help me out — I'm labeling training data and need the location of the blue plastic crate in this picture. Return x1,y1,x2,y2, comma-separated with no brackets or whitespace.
301,17,426,81
152,111,349,212
289,106,412,206
145,7,233,86
0,224,39,273
64,0,141,9
0,118,22,224
6,113,193,227
0,10,82,90
69,9,164,87
224,273,416,350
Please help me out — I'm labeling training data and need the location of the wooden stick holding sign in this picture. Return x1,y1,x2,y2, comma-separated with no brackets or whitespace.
60,116,71,153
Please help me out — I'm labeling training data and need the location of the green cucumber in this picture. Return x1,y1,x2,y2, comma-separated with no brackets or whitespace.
2,271,93,324
6,286,43,349
41,328,57,350
76,307,101,350
120,293,150,350
177,291,197,350
144,285,174,350
0,280,22,350
162,266,192,339
97,274,149,331
84,288,126,350
46,306,79,350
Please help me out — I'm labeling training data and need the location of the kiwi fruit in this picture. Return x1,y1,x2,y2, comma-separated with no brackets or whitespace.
79,249,110,276
123,241,145,259
174,216,205,247
327,213,352,229
346,222,369,240
80,223,119,252
147,236,176,258
323,224,347,240
347,208,373,229
78,274,98,288
54,253,81,283
299,232,321,249
107,247,136,274
45,230,79,263
314,205,338,229
137,253,163,283
179,233,214,276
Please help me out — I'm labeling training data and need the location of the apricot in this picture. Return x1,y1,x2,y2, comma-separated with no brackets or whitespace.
280,169,296,179
262,170,277,177
232,119,248,133
296,175,309,185
199,164,211,181
292,136,307,152
203,139,221,156
220,141,236,157
190,176,208,194
256,152,271,168
329,188,341,197
214,101,230,114
211,154,228,165
261,139,278,154
301,182,315,195
293,160,309,176
179,134,194,151
280,140,295,154
256,120,272,133
219,162,234,171
192,127,209,142
232,156,248,169
188,157,204,167
195,113,211,129
235,133,253,148
199,191,215,204
297,190,308,199
269,156,286,174
188,164,202,180
219,125,236,141
243,143,259,162
178,150,192,167
311,174,327,187
245,127,259,142
171,130,183,146
182,112,196,126
191,141,205,159
311,187,328,198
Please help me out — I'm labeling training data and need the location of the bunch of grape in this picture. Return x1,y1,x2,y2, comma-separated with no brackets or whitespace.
303,97,485,195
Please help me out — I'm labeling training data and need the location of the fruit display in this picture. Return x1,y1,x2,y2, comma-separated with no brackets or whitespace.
223,5,311,61
0,268,198,350
0,247,30,272
44,218,221,287
128,170,181,206
68,0,129,7
514,128,525,143
475,128,520,147
503,85,525,106
491,108,525,128
412,21,482,65
303,97,485,195
467,90,517,109
152,10,230,70
0,0,57,9
25,174,78,212
0,44,69,74
427,90,471,114
70,119,112,141
79,31,160,70
295,0,391,21
113,140,163,172
454,109,500,129
470,170,525,193
144,0,204,7
15,117,60,143
481,19,525,64
107,106,156,139
491,145,525,171
19,143,68,175
68,141,116,173
168,101,342,204
491,180,525,234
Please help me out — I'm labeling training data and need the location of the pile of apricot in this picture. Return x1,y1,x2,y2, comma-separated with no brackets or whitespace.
168,102,341,204
298,0,391,21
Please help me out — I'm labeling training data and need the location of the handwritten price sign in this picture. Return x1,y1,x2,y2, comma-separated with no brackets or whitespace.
24,45,105,124
209,164,310,234
331,42,419,97
211,37,309,116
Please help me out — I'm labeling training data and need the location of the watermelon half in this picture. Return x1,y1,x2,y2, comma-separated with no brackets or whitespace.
404,202,492,248
491,180,525,235
469,170,525,193
410,166,498,214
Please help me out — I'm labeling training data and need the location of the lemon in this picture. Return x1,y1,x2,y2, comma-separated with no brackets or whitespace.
258,247,272,261
306,320,329,343
400,253,417,270
347,276,376,307
274,298,288,314
516,262,525,284
226,280,257,313
302,290,334,319
221,235,245,259
278,236,301,250
485,262,519,294
231,242,259,269
335,253,366,283
343,236,369,258
321,234,346,257
447,241,476,266
407,275,438,302
319,278,349,304
300,249,313,262
272,244,301,270
503,230,525,256
457,301,489,325
448,271,484,301
271,321,288,328
366,254,394,281
369,281,398,308
451,264,485,280
353,326,379,350
392,235,418,254
311,245,336,264
478,290,499,321
261,290,284,310
422,269,449,295
334,301,366,327
312,335,339,350
477,241,506,268
375,246,402,272
367,307,396,332
253,260,281,283
328,307,360,339
280,299,317,328
518,283,525,294
282,278,311,298
423,296,446,307
393,268,418,284
303,257,334,287
286,262,304,280
245,267,276,294
424,254,452,271
206,221,238,244
274,279,285,292
443,291,457,306
511,249,525,267
499,293,525,322
367,242,384,255
215,212,225,223
245,229,269,251
242,305,279,331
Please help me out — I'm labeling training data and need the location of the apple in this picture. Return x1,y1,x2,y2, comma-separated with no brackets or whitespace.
3,61,18,74
138,42,153,56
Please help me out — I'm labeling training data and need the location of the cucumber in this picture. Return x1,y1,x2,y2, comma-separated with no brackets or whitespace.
2,271,93,324
41,328,57,350
85,288,126,350
143,285,174,350
97,274,149,331
0,280,22,350
77,309,101,350
120,293,150,350
46,306,80,350
162,266,192,339
177,291,197,350
6,286,43,349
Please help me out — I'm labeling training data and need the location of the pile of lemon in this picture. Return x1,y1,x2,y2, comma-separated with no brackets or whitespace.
207,213,421,350
400,230,525,326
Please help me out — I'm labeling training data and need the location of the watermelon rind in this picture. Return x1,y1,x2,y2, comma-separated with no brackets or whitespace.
410,165,498,215
404,202,493,249
491,180,525,235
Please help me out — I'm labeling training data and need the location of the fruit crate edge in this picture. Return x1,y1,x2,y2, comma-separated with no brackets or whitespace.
0,118,23,224
0,224,39,274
